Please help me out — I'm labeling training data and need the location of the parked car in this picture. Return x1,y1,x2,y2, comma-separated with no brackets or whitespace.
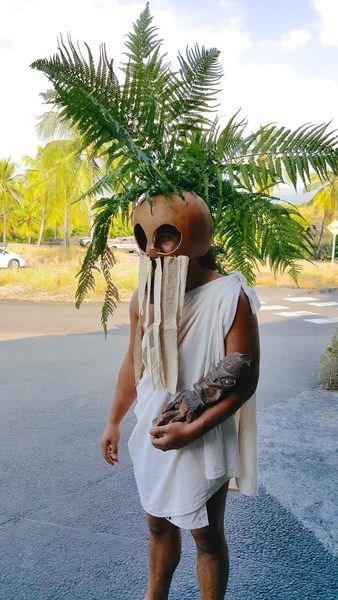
79,236,139,253
42,238,63,246
79,237,92,247
0,247,26,269
108,236,139,253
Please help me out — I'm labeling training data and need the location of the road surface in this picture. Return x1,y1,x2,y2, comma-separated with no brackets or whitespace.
0,288,337,599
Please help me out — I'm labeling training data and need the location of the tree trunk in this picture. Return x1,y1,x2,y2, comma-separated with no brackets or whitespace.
90,198,95,236
37,205,46,246
2,211,6,245
64,203,69,247
315,212,326,259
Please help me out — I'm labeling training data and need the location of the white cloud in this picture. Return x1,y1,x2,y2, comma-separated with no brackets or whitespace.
279,29,312,50
0,0,145,161
218,0,240,7
219,60,338,133
311,0,338,46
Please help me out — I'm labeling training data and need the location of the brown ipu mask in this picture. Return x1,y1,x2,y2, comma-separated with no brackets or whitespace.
133,192,213,259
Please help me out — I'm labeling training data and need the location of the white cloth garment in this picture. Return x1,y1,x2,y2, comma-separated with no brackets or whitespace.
128,272,260,528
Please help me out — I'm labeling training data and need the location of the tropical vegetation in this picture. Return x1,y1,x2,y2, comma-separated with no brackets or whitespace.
1,245,337,305
0,159,22,244
29,4,338,329
0,101,134,247
305,171,338,258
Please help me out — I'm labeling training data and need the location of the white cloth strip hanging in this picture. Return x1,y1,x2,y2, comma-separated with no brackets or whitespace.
134,255,189,394
159,256,189,393
133,254,148,385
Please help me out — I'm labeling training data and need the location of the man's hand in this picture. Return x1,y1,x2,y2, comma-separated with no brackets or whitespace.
149,421,195,451
152,353,251,427
100,422,121,465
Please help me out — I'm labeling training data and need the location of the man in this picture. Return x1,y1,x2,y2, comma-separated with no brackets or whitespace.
101,192,260,600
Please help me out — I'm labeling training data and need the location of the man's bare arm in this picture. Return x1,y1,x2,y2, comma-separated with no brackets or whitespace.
100,290,139,464
150,290,260,451
188,290,259,437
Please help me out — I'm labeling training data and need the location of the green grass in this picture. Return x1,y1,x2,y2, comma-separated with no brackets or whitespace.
0,244,138,302
254,259,338,289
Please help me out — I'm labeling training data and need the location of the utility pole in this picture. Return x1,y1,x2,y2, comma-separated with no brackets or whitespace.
327,219,338,264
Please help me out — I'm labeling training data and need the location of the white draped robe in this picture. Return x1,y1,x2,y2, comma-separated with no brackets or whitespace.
128,272,260,528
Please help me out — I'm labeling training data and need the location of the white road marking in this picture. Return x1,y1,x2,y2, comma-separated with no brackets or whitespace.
260,305,289,311
308,301,338,307
282,296,318,302
275,311,317,317
304,317,338,324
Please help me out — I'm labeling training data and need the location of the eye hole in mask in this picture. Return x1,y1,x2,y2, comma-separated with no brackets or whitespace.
134,223,182,255
134,224,147,251
153,225,181,254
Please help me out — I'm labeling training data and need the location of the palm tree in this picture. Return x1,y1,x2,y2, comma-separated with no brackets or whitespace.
14,187,40,244
36,100,104,237
39,139,86,246
25,139,96,246
31,4,338,330
0,158,22,245
306,171,338,258
23,150,53,246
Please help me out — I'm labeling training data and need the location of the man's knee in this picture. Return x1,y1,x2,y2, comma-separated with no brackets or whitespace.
147,514,177,538
190,526,225,554
147,514,181,573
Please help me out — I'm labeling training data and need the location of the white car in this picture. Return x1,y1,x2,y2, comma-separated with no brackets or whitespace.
0,247,26,269
79,236,139,253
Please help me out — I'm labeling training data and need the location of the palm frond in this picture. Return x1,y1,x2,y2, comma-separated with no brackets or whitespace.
36,110,77,141
76,170,117,202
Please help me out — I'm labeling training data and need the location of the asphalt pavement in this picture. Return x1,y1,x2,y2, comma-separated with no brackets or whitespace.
0,288,337,599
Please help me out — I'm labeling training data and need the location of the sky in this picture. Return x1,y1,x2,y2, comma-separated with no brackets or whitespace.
1,0,338,173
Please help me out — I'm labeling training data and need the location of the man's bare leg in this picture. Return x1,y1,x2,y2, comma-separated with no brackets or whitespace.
190,482,229,600
145,514,181,600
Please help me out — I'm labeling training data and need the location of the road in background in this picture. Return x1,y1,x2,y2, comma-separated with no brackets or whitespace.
1,288,337,407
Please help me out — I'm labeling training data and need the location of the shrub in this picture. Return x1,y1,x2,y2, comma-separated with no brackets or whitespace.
319,327,338,390
319,243,338,261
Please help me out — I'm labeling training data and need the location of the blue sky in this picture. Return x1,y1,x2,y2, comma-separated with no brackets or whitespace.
1,0,337,172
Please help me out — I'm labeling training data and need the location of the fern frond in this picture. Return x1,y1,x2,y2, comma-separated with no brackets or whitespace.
124,2,161,62
172,45,223,129
100,247,119,336
215,189,313,284
233,123,338,190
